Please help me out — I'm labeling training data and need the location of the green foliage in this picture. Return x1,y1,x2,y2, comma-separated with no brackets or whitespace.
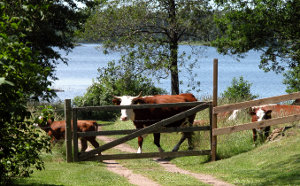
213,0,300,92
83,0,214,94
0,0,97,183
0,122,51,184
221,76,258,103
283,67,300,93
73,61,167,120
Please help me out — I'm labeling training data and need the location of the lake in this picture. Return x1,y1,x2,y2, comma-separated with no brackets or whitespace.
53,43,286,101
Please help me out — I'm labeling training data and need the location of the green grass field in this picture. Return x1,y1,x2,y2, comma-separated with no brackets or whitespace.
12,109,300,185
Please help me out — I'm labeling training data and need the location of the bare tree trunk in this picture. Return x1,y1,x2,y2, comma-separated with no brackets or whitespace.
170,44,179,95
169,0,179,95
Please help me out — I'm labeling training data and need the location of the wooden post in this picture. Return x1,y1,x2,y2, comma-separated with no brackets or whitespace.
211,58,218,161
73,109,79,162
64,99,72,162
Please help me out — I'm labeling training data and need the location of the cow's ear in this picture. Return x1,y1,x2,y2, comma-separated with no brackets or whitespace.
266,110,272,117
249,108,256,115
112,98,121,105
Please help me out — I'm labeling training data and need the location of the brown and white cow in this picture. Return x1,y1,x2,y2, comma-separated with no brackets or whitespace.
249,107,272,142
249,104,300,142
38,117,100,152
113,93,198,153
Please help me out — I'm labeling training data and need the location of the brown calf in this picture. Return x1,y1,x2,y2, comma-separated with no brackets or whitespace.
38,118,99,152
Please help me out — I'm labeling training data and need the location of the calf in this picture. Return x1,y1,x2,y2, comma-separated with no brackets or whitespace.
38,117,99,152
249,107,272,142
113,93,197,153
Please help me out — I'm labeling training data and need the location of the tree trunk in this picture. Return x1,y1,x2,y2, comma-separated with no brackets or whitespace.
169,0,179,95
170,43,179,95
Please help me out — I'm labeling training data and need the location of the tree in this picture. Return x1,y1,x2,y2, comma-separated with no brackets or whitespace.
222,76,258,103
83,0,214,94
213,0,300,92
73,61,167,120
0,0,97,183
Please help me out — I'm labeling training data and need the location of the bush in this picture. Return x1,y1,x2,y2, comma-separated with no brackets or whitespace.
221,76,258,103
73,61,167,120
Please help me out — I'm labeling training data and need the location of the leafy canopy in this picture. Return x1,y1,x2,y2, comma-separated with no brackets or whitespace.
0,0,97,183
213,0,300,92
83,0,214,94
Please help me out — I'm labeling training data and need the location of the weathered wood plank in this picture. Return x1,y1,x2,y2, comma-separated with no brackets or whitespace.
213,91,300,114
72,109,78,162
77,126,211,137
64,99,72,162
211,58,218,161
74,101,210,112
80,150,211,161
80,102,210,160
213,113,300,136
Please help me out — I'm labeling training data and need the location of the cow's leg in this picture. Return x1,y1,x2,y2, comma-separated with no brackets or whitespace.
252,129,257,142
172,132,193,152
80,138,88,152
137,136,143,153
153,133,164,153
186,119,194,150
87,137,100,149
186,132,194,150
264,126,271,140
172,134,186,152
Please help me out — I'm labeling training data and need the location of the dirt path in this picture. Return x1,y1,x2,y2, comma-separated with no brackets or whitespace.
95,134,234,186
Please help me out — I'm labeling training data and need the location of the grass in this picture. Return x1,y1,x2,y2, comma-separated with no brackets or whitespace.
101,109,300,185
12,144,133,186
12,107,300,185
172,128,300,185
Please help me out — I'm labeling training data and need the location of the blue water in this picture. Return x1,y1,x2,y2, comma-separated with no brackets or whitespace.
53,43,286,100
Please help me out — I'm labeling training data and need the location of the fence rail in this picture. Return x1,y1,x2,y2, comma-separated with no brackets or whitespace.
78,126,210,137
213,114,300,136
213,92,300,114
74,101,207,111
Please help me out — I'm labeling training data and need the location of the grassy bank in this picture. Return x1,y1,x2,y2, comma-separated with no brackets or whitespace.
12,108,300,185
12,144,133,186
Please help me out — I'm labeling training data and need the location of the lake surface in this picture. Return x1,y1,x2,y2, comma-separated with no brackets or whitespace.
53,43,286,101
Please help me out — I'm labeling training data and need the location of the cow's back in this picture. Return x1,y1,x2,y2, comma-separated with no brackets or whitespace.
133,93,197,128
49,120,98,140
254,104,300,118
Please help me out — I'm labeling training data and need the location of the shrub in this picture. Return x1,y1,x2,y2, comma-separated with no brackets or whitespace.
73,61,167,120
221,76,258,103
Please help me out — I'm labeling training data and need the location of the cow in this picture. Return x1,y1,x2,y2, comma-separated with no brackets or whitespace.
249,104,300,142
37,117,100,152
249,107,272,142
113,93,198,153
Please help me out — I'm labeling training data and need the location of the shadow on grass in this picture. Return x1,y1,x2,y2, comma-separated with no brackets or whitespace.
242,154,300,185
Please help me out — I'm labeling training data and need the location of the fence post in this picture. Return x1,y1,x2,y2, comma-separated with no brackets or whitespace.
73,109,79,162
64,99,72,162
211,58,218,161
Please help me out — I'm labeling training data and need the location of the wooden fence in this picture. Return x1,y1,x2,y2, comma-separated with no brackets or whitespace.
65,101,212,162
210,59,300,161
64,59,300,162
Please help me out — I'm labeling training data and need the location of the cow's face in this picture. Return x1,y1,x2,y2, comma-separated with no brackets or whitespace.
250,108,272,131
113,93,143,121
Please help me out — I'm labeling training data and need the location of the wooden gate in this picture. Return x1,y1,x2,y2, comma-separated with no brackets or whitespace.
65,101,213,162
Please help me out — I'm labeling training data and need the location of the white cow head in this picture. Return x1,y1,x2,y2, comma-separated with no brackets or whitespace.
113,92,142,121
250,107,272,132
